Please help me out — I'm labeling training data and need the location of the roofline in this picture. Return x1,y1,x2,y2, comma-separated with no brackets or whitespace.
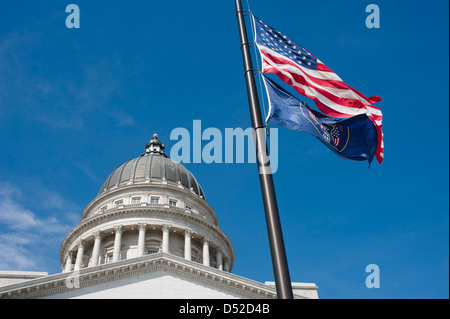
0,253,313,299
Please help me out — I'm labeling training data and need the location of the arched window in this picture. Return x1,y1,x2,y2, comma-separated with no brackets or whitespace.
145,239,162,254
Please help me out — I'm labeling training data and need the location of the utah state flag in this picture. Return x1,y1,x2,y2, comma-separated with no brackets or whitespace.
262,75,379,165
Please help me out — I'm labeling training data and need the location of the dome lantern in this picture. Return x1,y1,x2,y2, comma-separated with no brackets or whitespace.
145,133,165,155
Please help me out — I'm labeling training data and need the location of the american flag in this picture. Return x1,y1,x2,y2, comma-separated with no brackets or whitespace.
253,16,384,163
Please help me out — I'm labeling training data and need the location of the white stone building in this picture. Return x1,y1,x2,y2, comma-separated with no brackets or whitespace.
0,135,318,299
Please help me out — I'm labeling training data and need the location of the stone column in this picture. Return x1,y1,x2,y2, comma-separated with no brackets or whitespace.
224,259,230,272
91,231,102,266
74,240,85,271
64,251,75,272
137,223,147,257
162,224,171,253
216,249,223,270
184,229,192,261
202,238,210,267
112,225,124,262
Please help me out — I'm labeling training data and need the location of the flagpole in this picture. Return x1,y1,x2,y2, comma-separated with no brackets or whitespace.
234,0,293,299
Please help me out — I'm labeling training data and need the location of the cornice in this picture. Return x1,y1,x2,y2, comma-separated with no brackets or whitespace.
0,253,301,299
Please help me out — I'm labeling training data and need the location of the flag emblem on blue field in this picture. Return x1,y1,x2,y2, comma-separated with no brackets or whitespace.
262,75,378,164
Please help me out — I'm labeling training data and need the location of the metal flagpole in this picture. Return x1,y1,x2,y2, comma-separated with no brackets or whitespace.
234,0,294,299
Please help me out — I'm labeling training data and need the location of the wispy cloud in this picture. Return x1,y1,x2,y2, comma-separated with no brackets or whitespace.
108,110,137,127
0,30,136,129
34,115,84,130
0,181,77,271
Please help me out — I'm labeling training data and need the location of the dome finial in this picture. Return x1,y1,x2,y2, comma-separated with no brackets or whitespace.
145,133,165,155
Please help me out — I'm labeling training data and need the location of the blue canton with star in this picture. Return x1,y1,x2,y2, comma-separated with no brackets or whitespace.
254,17,318,70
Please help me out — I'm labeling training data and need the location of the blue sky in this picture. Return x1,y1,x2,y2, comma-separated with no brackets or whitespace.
0,0,448,299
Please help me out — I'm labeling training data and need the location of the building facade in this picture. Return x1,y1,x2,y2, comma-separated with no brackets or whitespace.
0,135,318,299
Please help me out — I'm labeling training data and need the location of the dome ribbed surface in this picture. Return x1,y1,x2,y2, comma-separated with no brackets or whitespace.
98,152,205,199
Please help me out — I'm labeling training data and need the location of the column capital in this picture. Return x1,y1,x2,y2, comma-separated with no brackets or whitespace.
77,239,86,248
114,225,124,234
162,224,171,233
92,230,103,239
138,223,147,231
184,229,193,238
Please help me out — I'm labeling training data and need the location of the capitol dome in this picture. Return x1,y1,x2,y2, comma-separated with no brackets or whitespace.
59,135,234,274
98,134,205,200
